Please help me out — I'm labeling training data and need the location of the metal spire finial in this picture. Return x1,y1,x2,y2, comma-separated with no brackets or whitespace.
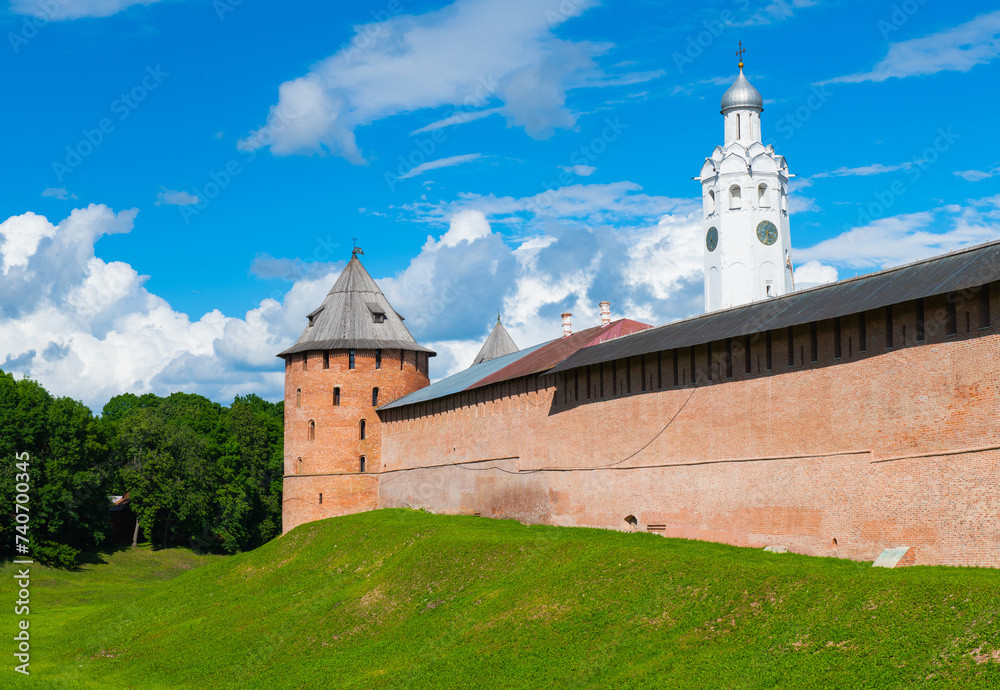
736,41,745,70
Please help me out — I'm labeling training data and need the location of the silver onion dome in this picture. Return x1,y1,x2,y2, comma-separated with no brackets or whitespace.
721,69,763,113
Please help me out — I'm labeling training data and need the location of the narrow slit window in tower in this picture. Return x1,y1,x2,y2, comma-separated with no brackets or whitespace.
758,183,769,207
375,349,382,369
296,388,301,407
302,353,307,371
349,349,356,369
359,419,366,440
372,387,379,406
308,420,315,441
333,387,340,406
360,456,366,473
323,351,329,369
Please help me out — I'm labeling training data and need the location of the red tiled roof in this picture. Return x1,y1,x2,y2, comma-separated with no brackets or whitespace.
467,318,651,390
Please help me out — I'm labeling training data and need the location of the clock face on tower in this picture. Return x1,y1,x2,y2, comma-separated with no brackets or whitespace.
756,220,778,246
706,227,718,252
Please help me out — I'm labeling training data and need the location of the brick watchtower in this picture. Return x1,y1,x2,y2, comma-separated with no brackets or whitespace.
278,249,434,533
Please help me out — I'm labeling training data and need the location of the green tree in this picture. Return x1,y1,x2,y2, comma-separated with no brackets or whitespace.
0,372,112,566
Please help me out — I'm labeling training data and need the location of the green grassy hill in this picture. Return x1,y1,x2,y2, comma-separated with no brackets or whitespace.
5,509,1000,688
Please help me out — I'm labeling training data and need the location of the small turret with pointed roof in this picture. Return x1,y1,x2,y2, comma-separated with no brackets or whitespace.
472,312,519,366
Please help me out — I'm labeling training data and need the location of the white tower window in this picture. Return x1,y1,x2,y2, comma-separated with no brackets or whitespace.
729,185,742,209
707,190,716,215
758,183,769,207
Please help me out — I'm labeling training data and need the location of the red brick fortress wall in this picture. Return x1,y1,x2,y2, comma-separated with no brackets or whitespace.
283,348,429,533
379,285,1000,567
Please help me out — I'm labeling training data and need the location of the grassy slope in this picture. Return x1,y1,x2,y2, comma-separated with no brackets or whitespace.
4,509,1000,689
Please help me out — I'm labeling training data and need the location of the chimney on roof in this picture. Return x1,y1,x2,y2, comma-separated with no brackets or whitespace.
561,312,572,338
599,301,611,327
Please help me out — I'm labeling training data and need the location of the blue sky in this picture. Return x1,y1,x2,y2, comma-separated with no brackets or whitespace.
1,0,999,410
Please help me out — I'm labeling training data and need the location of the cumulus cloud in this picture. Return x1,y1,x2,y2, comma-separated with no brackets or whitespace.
10,0,163,20
382,188,704,378
42,187,77,200
0,205,305,410
824,10,1000,83
238,0,660,162
793,260,838,289
156,188,201,206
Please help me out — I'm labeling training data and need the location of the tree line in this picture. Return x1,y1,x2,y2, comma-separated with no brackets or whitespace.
0,370,284,566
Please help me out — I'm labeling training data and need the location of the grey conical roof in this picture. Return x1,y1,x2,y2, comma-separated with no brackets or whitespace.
277,254,435,357
472,317,518,365
721,68,763,113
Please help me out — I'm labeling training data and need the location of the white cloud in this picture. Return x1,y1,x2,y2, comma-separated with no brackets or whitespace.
559,164,596,177
813,163,913,178
0,205,304,410
10,0,163,20
399,153,483,180
738,0,820,26
954,167,1000,182
410,108,504,134
406,181,693,229
383,186,704,373
238,0,658,161
155,188,201,206
795,201,1000,270
824,10,1000,83
793,260,838,289
42,187,78,200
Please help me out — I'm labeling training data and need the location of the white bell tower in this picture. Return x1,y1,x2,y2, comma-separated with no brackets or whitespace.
698,45,793,313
